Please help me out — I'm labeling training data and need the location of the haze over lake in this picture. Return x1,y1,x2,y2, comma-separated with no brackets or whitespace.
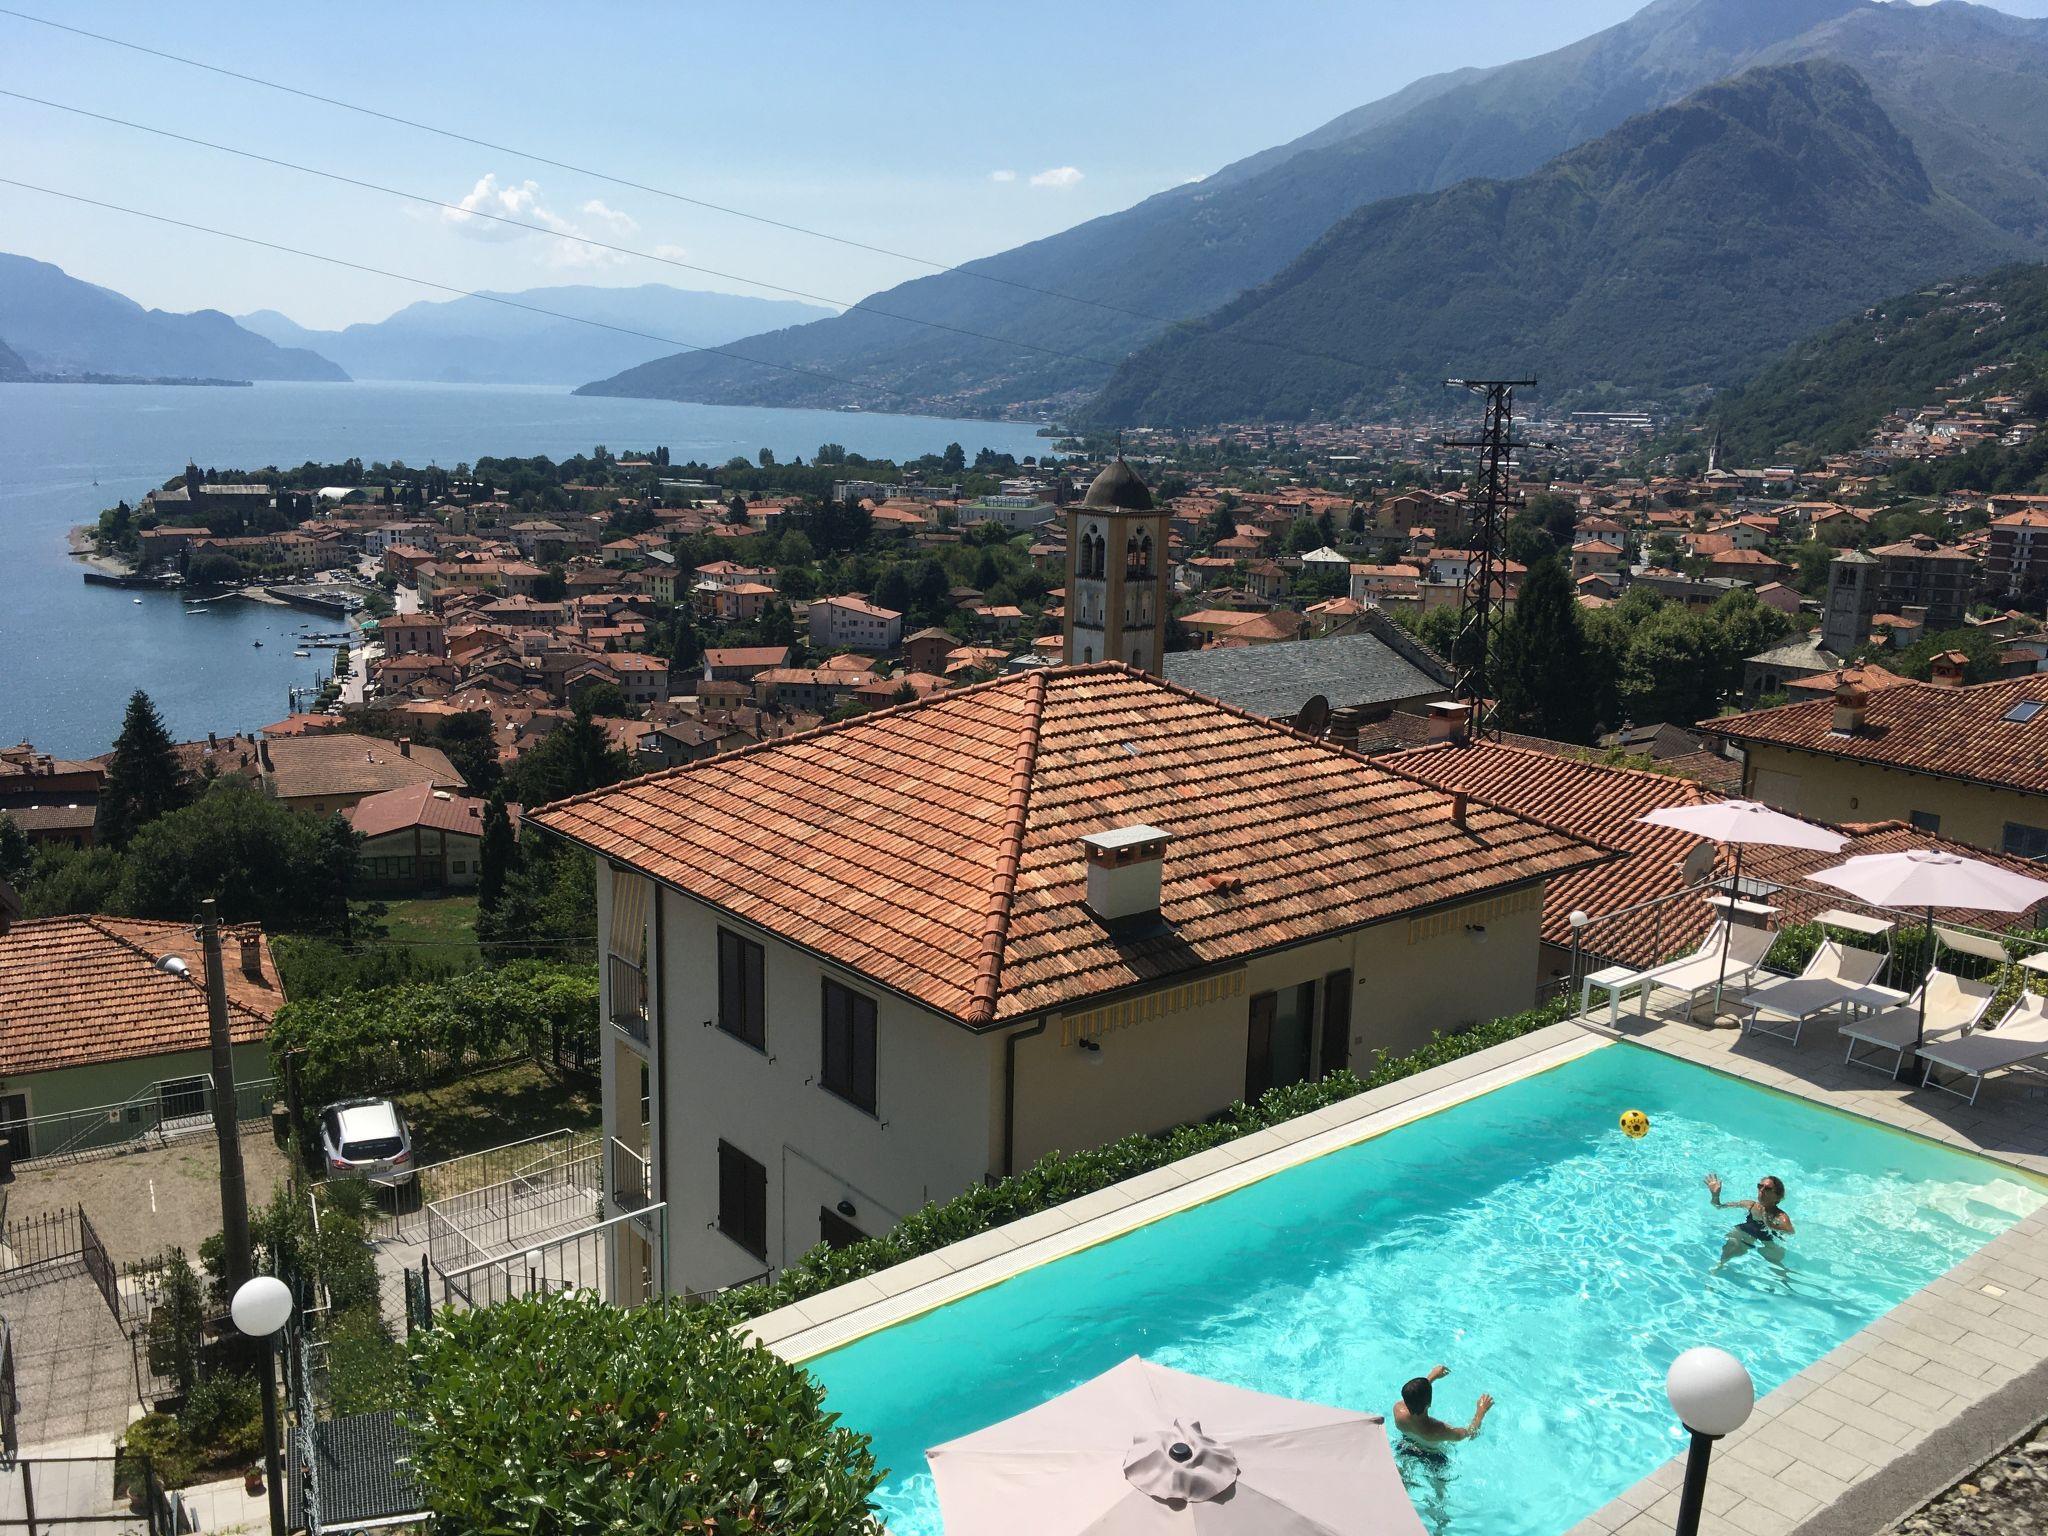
1,381,1051,758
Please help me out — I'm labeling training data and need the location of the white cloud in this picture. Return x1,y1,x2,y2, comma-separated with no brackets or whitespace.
1029,165,1084,189
442,174,637,269
652,242,690,262
989,169,1017,183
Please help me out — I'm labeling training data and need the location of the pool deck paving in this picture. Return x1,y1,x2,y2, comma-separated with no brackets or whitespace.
1564,998,2048,1536
748,998,2048,1536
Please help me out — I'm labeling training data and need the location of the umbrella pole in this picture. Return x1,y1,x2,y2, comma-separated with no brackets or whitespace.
1897,904,1934,1087
1711,843,1746,1021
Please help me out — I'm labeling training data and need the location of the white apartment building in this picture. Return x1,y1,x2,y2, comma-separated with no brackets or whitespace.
533,665,1604,1304
808,594,904,653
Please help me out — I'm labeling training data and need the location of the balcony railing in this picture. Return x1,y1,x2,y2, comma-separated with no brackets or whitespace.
610,1136,652,1213
608,953,649,1043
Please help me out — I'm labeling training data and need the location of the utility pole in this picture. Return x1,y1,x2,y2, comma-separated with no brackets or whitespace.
201,898,254,1291
1443,378,1535,739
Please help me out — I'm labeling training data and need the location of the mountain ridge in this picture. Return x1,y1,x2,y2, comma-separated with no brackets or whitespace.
237,284,833,384
0,254,347,383
1088,62,2026,424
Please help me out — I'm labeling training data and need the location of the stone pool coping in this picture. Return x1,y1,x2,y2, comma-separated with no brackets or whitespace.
1564,1010,2048,1536
744,1019,1606,1360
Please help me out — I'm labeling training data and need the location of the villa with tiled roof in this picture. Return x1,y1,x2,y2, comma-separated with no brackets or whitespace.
529,662,1609,1300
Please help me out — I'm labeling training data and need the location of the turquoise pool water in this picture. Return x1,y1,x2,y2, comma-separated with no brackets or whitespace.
808,1044,2045,1536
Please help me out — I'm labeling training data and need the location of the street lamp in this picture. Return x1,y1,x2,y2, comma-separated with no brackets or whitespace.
1665,1347,1753,1536
232,1274,294,1536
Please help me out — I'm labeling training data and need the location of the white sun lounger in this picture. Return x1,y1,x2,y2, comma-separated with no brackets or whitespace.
1627,923,1776,1020
1838,970,1998,1076
1738,940,1893,1047
1916,992,2048,1105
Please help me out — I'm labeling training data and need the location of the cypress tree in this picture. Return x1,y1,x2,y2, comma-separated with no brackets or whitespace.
477,793,517,913
1492,555,1596,743
99,690,189,847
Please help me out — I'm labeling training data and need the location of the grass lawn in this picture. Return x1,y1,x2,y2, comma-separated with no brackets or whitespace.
357,893,483,971
395,1060,600,1166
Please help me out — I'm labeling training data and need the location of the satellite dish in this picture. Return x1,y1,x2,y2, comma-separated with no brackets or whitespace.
1678,842,1716,887
1297,694,1332,736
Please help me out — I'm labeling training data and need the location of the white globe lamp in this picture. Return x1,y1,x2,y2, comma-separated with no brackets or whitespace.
232,1273,294,1338
1665,1347,1753,1536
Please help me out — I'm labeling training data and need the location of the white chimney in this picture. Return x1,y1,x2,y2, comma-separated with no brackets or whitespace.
1082,824,1171,924
1426,700,1470,745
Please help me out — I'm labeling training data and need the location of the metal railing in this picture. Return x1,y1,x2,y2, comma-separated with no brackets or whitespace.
608,1138,651,1213
0,1207,119,1324
0,1324,16,1463
433,1204,662,1312
355,1126,600,1244
607,953,649,1043
0,1454,174,1534
423,1152,602,1272
0,1076,275,1167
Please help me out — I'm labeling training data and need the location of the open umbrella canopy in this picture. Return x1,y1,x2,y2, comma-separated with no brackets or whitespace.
1636,800,1847,853
1809,848,2048,915
926,1357,1425,1536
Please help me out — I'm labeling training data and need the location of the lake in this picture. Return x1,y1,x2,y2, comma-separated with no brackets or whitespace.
0,381,1052,758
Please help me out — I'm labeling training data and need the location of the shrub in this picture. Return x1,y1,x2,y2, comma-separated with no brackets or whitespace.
326,1308,406,1416
147,1250,207,1394
180,1373,263,1463
407,1290,883,1535
122,1414,199,1491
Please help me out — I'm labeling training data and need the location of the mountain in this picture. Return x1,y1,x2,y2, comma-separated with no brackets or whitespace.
1091,64,2025,425
0,255,347,382
236,284,832,385
579,0,2048,417
1711,264,2048,463
0,336,28,381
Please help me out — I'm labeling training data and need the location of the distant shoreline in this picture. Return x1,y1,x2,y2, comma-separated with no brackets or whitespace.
67,525,138,577
5,373,253,387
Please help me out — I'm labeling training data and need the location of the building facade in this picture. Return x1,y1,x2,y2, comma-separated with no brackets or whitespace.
1063,459,1171,672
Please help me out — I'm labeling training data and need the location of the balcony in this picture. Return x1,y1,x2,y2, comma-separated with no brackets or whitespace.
610,1136,653,1213
608,953,649,1044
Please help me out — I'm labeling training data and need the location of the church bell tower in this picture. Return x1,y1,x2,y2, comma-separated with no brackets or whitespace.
1063,457,1170,673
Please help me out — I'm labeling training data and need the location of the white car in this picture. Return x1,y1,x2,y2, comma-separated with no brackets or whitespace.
319,1098,415,1185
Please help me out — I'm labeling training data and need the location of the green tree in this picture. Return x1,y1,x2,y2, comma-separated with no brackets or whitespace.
477,793,517,913
757,447,777,469
758,596,797,648
20,844,128,916
532,565,568,603
99,691,190,848
941,442,966,475
510,704,633,807
120,784,356,932
1493,556,1595,742
0,812,29,889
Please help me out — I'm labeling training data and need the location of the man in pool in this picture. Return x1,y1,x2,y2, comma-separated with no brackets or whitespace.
1393,1364,1493,1446
1705,1172,1794,1270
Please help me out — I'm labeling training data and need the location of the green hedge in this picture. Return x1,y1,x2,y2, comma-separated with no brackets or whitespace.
270,960,597,1106
714,994,1574,1324
407,1290,884,1536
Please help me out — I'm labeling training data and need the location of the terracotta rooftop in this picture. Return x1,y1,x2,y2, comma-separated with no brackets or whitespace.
531,665,1608,1026
0,916,280,1076
1705,675,2048,795
344,783,516,840
262,734,464,802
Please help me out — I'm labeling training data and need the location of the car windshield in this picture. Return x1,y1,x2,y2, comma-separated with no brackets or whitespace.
342,1134,404,1160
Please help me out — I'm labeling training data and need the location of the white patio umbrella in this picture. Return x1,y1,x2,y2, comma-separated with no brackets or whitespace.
926,1356,1426,1536
1810,848,2048,1080
1636,801,1848,1013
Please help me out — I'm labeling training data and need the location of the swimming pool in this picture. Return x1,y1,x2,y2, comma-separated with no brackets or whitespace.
806,1044,2045,1536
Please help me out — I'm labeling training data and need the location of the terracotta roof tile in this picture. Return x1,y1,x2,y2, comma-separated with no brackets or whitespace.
531,665,1608,1025
1706,676,2048,795
0,917,279,1075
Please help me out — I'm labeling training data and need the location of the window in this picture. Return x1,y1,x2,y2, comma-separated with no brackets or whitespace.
1908,811,1942,834
451,858,468,874
160,1076,209,1120
2004,822,2048,861
716,1140,768,1259
717,928,765,1048
1319,969,1353,1077
819,1206,865,1251
2005,701,2045,724
821,980,878,1113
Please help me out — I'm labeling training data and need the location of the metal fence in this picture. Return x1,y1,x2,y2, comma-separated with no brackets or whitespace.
356,1126,598,1244
0,1077,276,1168
0,1455,175,1535
0,1208,118,1318
0,1325,16,1463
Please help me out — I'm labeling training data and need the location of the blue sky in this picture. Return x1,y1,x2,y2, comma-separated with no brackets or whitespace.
4,0,2045,328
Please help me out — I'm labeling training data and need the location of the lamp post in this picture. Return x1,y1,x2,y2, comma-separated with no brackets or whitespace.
1665,1347,1753,1536
1568,908,1590,1005
232,1275,294,1536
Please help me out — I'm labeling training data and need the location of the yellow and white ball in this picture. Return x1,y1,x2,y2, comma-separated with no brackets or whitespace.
1619,1109,1650,1139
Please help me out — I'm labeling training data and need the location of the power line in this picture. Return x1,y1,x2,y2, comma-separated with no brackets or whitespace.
0,4,1189,330
0,176,932,400
0,7,1390,385
0,89,1127,376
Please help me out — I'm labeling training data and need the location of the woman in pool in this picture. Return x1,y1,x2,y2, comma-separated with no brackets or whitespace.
1705,1172,1793,1270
